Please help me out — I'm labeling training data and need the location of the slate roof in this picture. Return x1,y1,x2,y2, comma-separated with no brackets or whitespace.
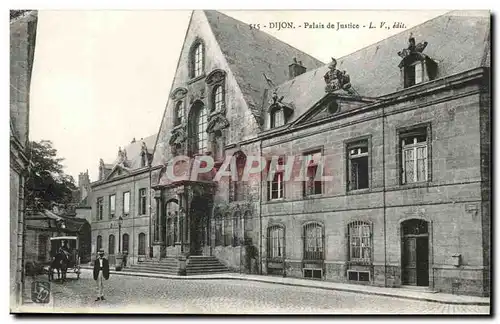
272,11,490,124
204,10,325,124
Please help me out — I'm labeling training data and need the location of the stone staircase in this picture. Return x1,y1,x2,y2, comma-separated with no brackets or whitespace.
186,256,230,275
126,255,229,276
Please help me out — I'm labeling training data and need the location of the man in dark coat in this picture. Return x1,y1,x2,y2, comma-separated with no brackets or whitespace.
93,248,110,301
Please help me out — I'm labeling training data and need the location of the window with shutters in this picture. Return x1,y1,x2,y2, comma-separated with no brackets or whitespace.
123,192,130,216
303,222,324,260
348,221,372,263
404,61,424,88
267,225,285,259
109,194,116,218
400,126,430,184
347,139,370,191
138,188,147,215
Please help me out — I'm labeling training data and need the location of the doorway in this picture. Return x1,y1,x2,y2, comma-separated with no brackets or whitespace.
189,197,210,255
401,219,429,286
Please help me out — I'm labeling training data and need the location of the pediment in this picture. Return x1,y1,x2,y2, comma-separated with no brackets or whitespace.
105,164,131,181
292,93,378,128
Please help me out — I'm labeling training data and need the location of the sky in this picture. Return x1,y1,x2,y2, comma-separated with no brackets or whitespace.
28,10,451,183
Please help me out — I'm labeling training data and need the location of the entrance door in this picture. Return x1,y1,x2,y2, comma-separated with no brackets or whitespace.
189,197,209,255
401,219,429,286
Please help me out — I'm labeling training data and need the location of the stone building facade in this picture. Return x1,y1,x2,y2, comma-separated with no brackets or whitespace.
90,136,156,265
10,10,38,310
91,10,490,296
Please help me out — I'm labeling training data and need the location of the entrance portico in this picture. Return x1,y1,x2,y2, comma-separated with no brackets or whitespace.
152,180,215,259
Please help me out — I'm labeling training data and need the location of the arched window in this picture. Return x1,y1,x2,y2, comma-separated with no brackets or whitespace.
267,225,285,259
195,105,208,154
96,235,102,252
108,234,115,255
175,101,184,126
232,211,241,246
348,221,371,262
215,213,223,246
213,85,224,112
191,42,204,78
303,222,324,260
122,233,129,253
138,233,146,255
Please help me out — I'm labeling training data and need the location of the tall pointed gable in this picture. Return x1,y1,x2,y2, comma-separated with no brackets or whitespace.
204,10,325,123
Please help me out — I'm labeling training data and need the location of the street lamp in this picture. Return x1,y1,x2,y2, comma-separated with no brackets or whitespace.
118,216,123,253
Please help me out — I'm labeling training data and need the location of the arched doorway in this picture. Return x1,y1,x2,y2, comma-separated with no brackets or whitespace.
401,219,430,286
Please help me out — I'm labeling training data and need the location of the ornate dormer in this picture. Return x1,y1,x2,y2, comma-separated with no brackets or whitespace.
169,124,188,155
397,33,438,88
268,89,294,129
324,58,357,95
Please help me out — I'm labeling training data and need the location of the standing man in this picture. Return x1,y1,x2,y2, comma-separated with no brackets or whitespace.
93,249,110,301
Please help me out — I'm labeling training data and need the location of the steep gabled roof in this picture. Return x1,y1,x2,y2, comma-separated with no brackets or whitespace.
272,11,490,124
204,10,325,124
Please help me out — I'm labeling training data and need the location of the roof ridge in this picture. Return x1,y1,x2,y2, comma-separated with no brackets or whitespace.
203,10,325,66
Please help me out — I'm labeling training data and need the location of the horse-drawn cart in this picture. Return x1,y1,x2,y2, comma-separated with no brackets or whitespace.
47,236,81,282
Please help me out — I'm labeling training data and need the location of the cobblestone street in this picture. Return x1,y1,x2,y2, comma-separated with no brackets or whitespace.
21,270,489,314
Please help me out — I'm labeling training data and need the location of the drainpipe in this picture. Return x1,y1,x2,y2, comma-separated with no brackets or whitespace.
259,140,263,275
382,105,387,287
148,167,152,259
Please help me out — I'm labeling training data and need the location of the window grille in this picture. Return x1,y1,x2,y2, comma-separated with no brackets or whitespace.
348,221,371,262
303,222,324,260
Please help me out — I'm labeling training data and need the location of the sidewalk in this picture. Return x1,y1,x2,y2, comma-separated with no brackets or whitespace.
80,265,489,306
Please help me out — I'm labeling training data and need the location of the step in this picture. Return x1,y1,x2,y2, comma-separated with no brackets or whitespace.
186,265,228,270
126,268,179,275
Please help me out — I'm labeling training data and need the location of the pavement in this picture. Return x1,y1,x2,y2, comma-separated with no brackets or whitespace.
18,270,490,314
79,265,490,306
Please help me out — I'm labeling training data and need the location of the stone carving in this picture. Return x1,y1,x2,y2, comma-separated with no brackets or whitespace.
324,58,355,95
170,87,188,100
206,69,226,85
397,33,428,67
207,113,230,136
141,141,148,155
169,125,188,146
117,147,127,164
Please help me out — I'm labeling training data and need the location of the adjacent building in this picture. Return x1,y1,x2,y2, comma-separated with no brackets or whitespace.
90,136,156,265
10,10,38,309
91,10,491,296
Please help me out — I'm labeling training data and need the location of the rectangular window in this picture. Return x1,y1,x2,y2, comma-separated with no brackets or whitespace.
109,195,116,218
267,226,284,259
349,222,371,262
271,109,285,128
404,61,424,88
303,151,322,196
97,197,103,220
268,172,284,200
401,127,428,184
347,141,369,191
138,188,147,215
123,192,130,216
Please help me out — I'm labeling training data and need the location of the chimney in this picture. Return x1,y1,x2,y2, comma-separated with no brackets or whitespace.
288,58,307,79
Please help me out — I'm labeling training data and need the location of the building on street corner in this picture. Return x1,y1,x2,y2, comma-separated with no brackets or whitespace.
10,10,38,310
90,10,490,297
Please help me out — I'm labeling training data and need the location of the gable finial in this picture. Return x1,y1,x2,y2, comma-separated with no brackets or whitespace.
397,33,428,59
324,57,356,95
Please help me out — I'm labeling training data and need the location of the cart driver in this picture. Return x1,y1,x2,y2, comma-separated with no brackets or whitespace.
58,240,70,260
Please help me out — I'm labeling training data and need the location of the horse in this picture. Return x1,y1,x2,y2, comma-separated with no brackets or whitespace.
48,250,69,283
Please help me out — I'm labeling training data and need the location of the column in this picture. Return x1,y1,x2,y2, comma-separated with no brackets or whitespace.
154,197,160,242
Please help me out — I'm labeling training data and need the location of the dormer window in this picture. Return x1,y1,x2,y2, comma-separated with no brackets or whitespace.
270,108,285,128
190,41,204,79
404,61,424,88
175,101,184,126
